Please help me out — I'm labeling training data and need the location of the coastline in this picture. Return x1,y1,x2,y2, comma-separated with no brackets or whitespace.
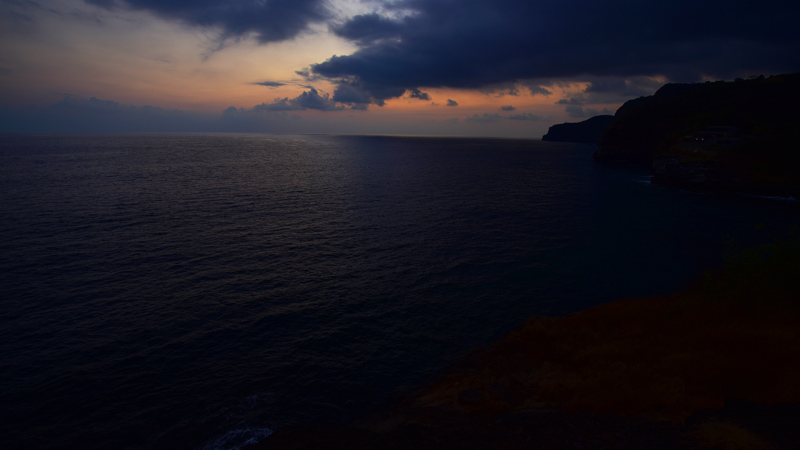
258,237,800,449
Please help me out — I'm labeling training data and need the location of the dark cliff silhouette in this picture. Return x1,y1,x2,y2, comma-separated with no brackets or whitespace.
541,115,614,142
594,73,800,197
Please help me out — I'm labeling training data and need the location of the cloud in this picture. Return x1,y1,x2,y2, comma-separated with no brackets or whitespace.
254,88,344,111
467,111,550,122
254,81,286,87
407,88,431,101
85,0,331,43
311,0,800,101
219,105,302,132
253,99,302,112
526,85,553,96
479,83,521,97
332,82,373,106
0,91,356,133
555,76,665,117
564,105,587,119
500,105,515,111
295,68,325,82
565,76,666,104
446,99,458,107
0,95,217,132
480,82,553,97
329,13,405,45
557,96,586,106
0,94,555,136
507,113,547,121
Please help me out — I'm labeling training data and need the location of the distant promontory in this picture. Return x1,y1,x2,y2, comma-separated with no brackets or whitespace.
593,73,800,198
541,115,614,143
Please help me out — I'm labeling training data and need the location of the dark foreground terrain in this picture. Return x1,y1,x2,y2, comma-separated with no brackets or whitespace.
257,236,800,449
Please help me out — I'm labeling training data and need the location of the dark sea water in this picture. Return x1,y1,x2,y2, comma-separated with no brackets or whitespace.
1,133,798,450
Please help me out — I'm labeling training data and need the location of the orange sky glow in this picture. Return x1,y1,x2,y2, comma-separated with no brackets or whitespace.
0,0,671,136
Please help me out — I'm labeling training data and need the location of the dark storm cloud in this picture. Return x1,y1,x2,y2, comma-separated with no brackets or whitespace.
500,105,515,111
329,13,404,45
311,0,800,101
332,83,372,105
446,99,458,107
85,0,330,43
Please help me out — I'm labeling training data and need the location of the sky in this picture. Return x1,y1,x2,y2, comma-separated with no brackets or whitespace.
1,0,799,137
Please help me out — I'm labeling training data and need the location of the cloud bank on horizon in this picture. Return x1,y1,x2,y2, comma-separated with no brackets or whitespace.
2,0,800,135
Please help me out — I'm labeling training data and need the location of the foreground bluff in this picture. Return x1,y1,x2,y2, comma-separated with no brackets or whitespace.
594,74,800,197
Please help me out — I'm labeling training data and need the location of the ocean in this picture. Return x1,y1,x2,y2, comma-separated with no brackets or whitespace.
1,133,798,450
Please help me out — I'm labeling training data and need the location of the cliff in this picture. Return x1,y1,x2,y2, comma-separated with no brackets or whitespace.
594,74,800,197
541,115,614,142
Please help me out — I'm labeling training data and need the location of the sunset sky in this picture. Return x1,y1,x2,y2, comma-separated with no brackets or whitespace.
2,0,799,137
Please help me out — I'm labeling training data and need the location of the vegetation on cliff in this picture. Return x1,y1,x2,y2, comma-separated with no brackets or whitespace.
595,74,800,197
